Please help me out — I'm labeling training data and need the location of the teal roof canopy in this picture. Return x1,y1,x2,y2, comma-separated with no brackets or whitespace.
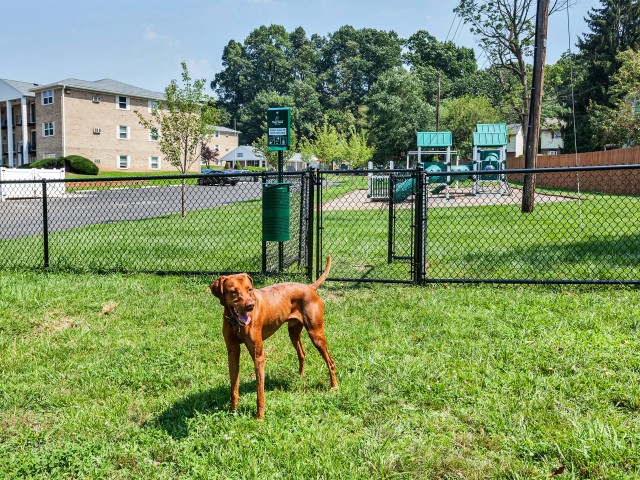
473,132,507,147
476,123,507,134
417,131,452,147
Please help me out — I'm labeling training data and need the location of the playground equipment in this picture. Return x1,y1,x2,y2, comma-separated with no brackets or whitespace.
472,123,512,196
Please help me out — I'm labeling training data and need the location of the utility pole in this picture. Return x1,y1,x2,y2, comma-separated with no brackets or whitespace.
436,76,441,132
522,0,549,213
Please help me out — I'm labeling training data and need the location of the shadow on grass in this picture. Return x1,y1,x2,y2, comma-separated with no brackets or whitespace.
447,234,640,279
150,376,292,439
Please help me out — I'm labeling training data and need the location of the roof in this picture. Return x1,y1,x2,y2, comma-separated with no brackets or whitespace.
0,79,39,100
215,126,240,134
219,145,264,162
30,78,164,100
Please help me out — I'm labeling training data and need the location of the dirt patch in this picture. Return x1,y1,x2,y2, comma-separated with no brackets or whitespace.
323,187,580,211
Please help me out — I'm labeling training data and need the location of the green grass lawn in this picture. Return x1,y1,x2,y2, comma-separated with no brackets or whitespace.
1,273,639,478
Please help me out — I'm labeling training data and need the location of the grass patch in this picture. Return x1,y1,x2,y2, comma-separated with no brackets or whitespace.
1,273,639,478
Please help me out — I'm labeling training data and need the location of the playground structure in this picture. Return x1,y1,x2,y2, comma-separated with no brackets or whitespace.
367,124,512,202
472,124,512,196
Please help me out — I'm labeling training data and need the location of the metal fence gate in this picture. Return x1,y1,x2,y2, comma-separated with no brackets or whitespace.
314,168,426,283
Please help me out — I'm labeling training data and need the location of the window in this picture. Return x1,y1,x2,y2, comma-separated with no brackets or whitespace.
547,150,558,156
118,155,130,169
149,128,159,141
117,96,129,110
42,122,55,137
148,100,158,112
214,144,220,151
29,103,36,123
215,131,220,138
118,125,129,140
42,89,53,105
149,156,160,170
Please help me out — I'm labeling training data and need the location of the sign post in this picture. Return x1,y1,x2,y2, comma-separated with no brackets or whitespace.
265,107,291,271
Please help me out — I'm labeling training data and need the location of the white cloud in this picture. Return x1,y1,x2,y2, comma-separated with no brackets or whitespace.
143,25,160,41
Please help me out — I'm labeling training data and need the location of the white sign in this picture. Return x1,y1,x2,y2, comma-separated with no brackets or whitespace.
269,128,287,136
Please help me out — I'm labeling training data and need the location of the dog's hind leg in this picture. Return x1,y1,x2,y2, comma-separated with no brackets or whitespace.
288,322,306,376
307,327,338,390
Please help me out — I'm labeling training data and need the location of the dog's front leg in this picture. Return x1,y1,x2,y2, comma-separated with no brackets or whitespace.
246,337,266,420
227,342,241,412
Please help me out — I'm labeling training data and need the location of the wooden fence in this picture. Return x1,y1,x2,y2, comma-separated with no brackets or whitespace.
506,146,640,195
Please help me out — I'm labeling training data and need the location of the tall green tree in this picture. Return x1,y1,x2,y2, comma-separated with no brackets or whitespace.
590,48,640,147
136,62,219,218
316,26,403,118
404,30,477,105
567,0,640,151
366,68,435,163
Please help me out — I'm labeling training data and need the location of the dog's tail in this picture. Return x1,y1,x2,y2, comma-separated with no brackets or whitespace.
311,256,331,290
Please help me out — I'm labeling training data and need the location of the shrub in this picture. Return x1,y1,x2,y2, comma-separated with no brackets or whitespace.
28,157,67,169
67,155,99,175
241,166,267,172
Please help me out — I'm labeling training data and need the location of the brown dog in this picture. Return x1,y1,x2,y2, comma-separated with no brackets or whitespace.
210,256,337,419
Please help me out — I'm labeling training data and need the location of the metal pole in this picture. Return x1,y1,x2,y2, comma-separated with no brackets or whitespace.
388,174,395,264
278,150,284,272
42,180,49,268
261,172,267,273
413,166,425,284
306,168,315,282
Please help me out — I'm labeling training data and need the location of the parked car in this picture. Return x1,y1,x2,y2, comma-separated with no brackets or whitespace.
197,169,240,186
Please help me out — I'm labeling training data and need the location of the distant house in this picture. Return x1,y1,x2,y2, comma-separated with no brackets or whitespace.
0,77,238,171
507,120,564,158
219,145,265,169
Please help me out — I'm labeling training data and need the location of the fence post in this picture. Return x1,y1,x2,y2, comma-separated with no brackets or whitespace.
315,170,323,279
387,173,395,264
413,166,425,284
261,171,267,274
42,179,49,269
306,169,315,283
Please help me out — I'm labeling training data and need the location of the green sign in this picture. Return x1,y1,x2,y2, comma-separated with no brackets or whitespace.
267,107,291,151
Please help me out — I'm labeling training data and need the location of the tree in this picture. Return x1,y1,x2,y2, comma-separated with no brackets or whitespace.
201,144,219,169
590,49,640,147
567,0,640,150
316,26,403,118
404,30,477,105
366,68,435,163
341,126,374,168
136,62,219,217
455,0,570,143
302,119,344,167
440,95,501,158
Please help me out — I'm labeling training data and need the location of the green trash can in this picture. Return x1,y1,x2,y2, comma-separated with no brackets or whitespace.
262,183,291,241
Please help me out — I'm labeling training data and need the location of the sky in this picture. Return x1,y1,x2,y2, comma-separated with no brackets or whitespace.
1,0,600,94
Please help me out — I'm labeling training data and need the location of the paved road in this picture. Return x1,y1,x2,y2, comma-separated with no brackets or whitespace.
0,183,264,240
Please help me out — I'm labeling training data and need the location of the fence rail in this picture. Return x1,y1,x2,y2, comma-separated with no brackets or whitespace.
1,165,639,285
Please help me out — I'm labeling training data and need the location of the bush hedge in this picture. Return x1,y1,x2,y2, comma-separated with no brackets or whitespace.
67,155,99,175
26,155,99,175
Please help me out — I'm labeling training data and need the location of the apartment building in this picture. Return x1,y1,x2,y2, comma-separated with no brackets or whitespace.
0,79,39,166
0,78,238,172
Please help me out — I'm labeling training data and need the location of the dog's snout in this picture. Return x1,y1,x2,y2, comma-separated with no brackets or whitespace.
245,302,255,311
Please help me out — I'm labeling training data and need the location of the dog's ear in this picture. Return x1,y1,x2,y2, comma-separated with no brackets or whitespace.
210,276,227,306
243,273,254,288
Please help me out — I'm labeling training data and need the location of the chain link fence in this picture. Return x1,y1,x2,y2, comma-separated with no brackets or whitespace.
1,165,639,284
